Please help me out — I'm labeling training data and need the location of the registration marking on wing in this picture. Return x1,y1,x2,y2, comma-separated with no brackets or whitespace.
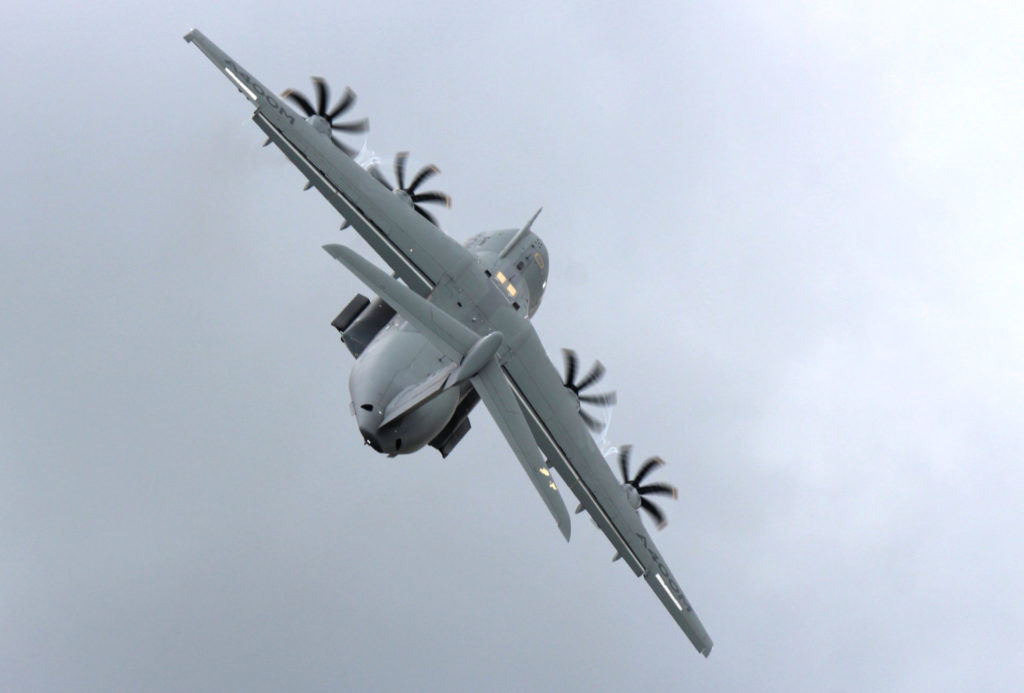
224,67,257,102
656,573,684,611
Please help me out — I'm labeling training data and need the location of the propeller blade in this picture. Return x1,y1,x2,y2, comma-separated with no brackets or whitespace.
618,445,632,484
638,482,678,499
578,408,604,433
369,165,392,190
329,136,355,157
332,118,369,134
412,191,450,207
579,391,616,407
282,89,315,116
407,165,440,193
640,498,667,529
327,86,356,120
414,206,438,226
313,76,329,115
394,151,408,190
283,80,363,157
576,360,606,392
632,456,665,486
562,349,579,390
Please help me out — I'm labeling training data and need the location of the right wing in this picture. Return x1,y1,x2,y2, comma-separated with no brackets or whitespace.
184,29,467,297
499,325,715,657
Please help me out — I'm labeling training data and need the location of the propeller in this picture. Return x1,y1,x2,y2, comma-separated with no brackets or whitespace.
617,445,677,530
561,349,616,433
282,77,368,156
367,152,451,227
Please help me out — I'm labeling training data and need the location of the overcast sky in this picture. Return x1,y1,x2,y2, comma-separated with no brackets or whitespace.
2,1,1023,691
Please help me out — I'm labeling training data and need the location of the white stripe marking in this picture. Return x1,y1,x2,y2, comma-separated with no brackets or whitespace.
656,573,683,611
224,68,257,102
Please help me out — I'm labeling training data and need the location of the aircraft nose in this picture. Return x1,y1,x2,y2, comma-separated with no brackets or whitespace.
355,403,384,451
359,427,384,452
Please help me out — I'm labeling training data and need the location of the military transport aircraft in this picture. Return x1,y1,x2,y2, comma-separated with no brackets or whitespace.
185,29,713,657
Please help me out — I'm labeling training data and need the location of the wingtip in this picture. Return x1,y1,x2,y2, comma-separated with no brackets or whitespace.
322,243,347,261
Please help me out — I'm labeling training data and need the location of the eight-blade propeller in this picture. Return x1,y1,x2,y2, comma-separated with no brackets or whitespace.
561,349,616,433
617,445,677,530
282,77,368,156
368,152,451,227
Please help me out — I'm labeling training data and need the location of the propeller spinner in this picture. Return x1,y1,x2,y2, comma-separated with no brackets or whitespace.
561,349,616,433
617,445,677,530
282,77,368,156
367,152,451,227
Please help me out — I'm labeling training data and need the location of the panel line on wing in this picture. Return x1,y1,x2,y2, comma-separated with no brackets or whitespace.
500,366,644,572
253,112,434,292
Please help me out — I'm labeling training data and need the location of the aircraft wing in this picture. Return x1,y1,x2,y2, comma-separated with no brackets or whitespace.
184,29,466,297
499,326,715,657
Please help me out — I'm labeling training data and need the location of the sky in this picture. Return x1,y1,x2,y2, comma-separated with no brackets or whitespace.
2,1,1023,690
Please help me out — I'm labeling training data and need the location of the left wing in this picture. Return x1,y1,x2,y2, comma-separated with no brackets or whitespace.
184,29,465,297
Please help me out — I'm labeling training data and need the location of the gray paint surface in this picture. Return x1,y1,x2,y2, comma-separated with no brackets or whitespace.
3,2,1024,691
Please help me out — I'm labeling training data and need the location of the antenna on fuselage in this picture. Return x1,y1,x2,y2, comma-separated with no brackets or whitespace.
499,207,543,259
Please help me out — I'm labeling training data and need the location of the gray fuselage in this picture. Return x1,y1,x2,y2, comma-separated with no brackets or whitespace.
349,228,549,455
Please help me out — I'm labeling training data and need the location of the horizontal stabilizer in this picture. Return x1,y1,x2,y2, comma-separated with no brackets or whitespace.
472,359,571,540
322,244,476,362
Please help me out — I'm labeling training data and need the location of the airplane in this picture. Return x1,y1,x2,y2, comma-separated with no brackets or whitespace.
184,29,713,657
